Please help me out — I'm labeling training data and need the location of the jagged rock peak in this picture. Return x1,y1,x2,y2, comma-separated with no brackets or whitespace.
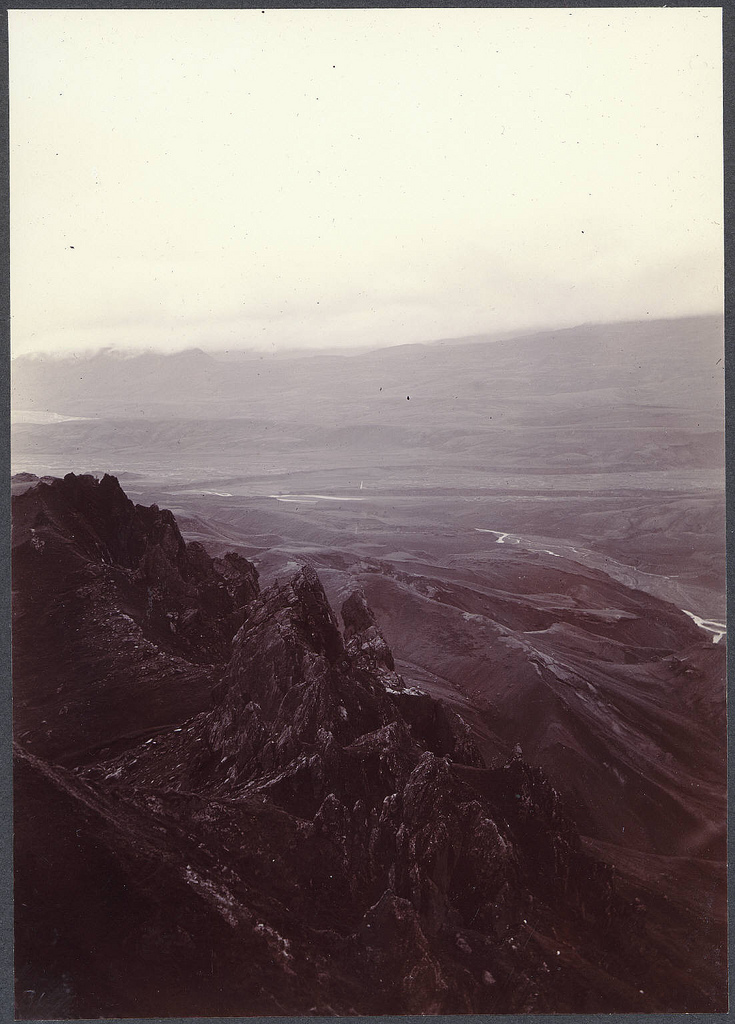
210,566,349,732
14,472,259,596
341,589,397,675
341,590,378,638
197,571,487,795
275,565,345,662
12,474,263,761
62,471,135,518
97,471,128,492
13,471,144,570
61,471,130,508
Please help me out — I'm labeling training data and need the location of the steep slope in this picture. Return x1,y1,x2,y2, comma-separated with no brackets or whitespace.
13,477,727,1015
12,473,259,763
338,553,726,859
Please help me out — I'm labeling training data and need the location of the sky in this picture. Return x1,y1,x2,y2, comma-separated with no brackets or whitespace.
10,8,723,356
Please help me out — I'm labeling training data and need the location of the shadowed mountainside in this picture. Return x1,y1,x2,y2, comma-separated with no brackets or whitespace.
13,475,727,1016
12,473,258,762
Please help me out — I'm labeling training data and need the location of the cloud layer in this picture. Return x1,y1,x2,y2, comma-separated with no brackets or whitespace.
10,8,723,355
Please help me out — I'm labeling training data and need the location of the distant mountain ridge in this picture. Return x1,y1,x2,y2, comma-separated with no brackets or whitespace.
11,314,725,491
12,314,724,422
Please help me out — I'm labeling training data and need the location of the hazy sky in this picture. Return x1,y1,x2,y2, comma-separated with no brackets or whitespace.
10,8,723,356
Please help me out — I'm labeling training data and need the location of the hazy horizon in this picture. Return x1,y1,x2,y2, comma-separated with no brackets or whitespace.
10,309,725,365
10,8,723,357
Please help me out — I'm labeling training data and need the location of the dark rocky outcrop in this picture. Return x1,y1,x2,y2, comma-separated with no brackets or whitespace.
12,473,259,762
12,477,727,1016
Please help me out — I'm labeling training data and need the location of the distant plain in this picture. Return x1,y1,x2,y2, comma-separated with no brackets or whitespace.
13,314,725,623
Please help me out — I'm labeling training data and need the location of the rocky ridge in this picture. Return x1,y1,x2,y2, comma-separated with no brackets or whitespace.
12,474,727,1016
12,473,258,762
